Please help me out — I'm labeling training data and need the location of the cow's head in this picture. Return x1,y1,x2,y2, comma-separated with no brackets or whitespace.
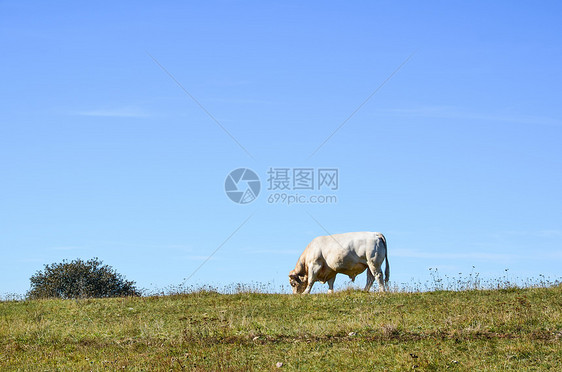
288,270,307,294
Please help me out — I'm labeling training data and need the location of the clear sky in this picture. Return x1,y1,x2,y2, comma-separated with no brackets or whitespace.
1,1,561,296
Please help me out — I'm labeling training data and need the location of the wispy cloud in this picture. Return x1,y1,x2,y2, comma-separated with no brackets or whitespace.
392,248,517,261
243,249,301,255
519,229,562,238
205,78,253,87
374,105,561,127
211,97,279,105
489,229,562,240
393,247,562,261
73,106,148,118
51,246,83,251
537,230,562,238
183,255,218,261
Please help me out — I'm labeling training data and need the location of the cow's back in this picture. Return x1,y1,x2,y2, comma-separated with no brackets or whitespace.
310,231,384,274
313,231,382,254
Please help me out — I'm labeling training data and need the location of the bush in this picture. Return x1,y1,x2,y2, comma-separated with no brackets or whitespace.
27,258,141,299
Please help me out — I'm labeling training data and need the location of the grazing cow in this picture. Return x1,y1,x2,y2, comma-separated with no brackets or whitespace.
288,232,389,294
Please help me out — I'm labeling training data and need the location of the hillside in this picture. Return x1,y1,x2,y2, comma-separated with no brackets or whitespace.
1,286,561,370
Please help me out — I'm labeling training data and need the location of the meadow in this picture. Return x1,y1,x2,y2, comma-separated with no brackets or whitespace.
1,278,561,371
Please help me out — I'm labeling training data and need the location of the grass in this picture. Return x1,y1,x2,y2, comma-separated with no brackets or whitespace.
1,281,561,370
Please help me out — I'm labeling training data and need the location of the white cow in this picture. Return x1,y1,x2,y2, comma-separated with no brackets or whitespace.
288,232,389,294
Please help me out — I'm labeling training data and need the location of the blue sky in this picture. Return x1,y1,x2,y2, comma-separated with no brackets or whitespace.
1,1,561,296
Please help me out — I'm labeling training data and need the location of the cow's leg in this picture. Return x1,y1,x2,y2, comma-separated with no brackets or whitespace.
364,267,375,292
302,265,319,294
375,270,386,292
302,281,315,294
327,277,336,294
367,261,385,292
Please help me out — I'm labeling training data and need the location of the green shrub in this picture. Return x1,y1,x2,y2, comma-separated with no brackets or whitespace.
27,258,140,299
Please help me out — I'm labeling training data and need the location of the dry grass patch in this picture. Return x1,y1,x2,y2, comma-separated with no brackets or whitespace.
1,285,561,370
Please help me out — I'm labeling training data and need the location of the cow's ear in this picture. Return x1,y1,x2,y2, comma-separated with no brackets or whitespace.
289,273,302,284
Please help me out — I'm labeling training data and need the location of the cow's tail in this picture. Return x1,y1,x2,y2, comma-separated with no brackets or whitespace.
381,234,390,284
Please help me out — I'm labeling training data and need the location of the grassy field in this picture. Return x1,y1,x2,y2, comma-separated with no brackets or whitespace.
1,285,561,371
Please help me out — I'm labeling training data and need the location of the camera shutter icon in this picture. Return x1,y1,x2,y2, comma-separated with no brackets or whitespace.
225,168,260,204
